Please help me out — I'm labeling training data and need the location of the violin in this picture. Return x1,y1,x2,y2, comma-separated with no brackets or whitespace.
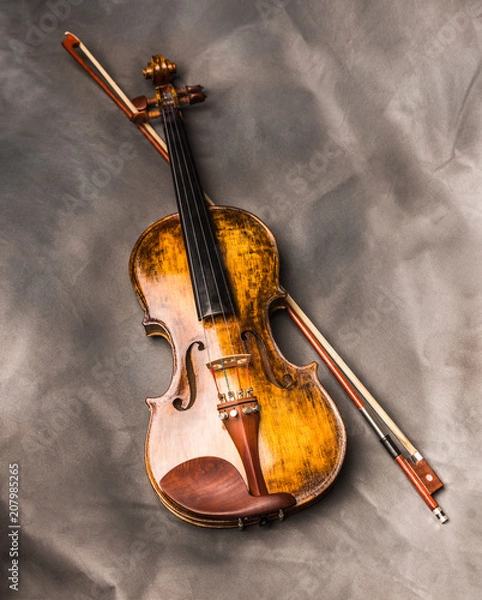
62,34,448,526
128,54,346,528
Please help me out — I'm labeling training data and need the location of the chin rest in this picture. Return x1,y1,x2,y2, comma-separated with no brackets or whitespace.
160,456,296,519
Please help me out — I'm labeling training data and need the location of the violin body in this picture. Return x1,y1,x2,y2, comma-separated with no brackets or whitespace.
130,205,346,528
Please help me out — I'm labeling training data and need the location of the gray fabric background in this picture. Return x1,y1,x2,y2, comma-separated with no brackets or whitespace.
1,1,481,599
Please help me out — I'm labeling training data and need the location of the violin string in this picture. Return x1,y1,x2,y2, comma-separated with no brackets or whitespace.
161,108,204,317
162,104,218,378
166,102,235,394
165,102,244,395
165,102,230,331
170,103,250,394
167,101,249,395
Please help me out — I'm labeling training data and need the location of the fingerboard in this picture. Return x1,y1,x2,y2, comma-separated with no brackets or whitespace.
161,106,235,320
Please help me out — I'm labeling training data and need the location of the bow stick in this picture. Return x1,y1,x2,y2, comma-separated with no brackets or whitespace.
62,32,447,523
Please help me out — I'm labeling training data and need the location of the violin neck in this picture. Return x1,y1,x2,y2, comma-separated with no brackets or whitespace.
161,106,235,320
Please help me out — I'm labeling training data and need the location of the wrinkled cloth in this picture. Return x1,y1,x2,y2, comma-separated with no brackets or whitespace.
1,1,481,599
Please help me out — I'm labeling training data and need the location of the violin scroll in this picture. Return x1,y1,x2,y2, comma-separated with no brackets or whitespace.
142,54,177,85
140,54,206,114
131,55,206,124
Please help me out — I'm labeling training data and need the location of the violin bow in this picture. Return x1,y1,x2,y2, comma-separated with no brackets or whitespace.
62,32,447,524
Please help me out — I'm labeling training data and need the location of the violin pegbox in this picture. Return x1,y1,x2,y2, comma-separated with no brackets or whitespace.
131,53,206,124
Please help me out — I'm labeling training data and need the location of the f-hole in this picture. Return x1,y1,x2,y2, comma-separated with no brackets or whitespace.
173,341,205,411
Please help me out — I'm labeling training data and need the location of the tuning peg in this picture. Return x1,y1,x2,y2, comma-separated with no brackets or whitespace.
177,85,206,106
130,95,160,123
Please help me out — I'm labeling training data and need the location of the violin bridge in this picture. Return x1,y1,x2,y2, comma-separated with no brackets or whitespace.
207,354,254,403
206,354,251,372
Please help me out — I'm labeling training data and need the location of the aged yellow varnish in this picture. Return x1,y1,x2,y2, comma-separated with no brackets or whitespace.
130,206,346,528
